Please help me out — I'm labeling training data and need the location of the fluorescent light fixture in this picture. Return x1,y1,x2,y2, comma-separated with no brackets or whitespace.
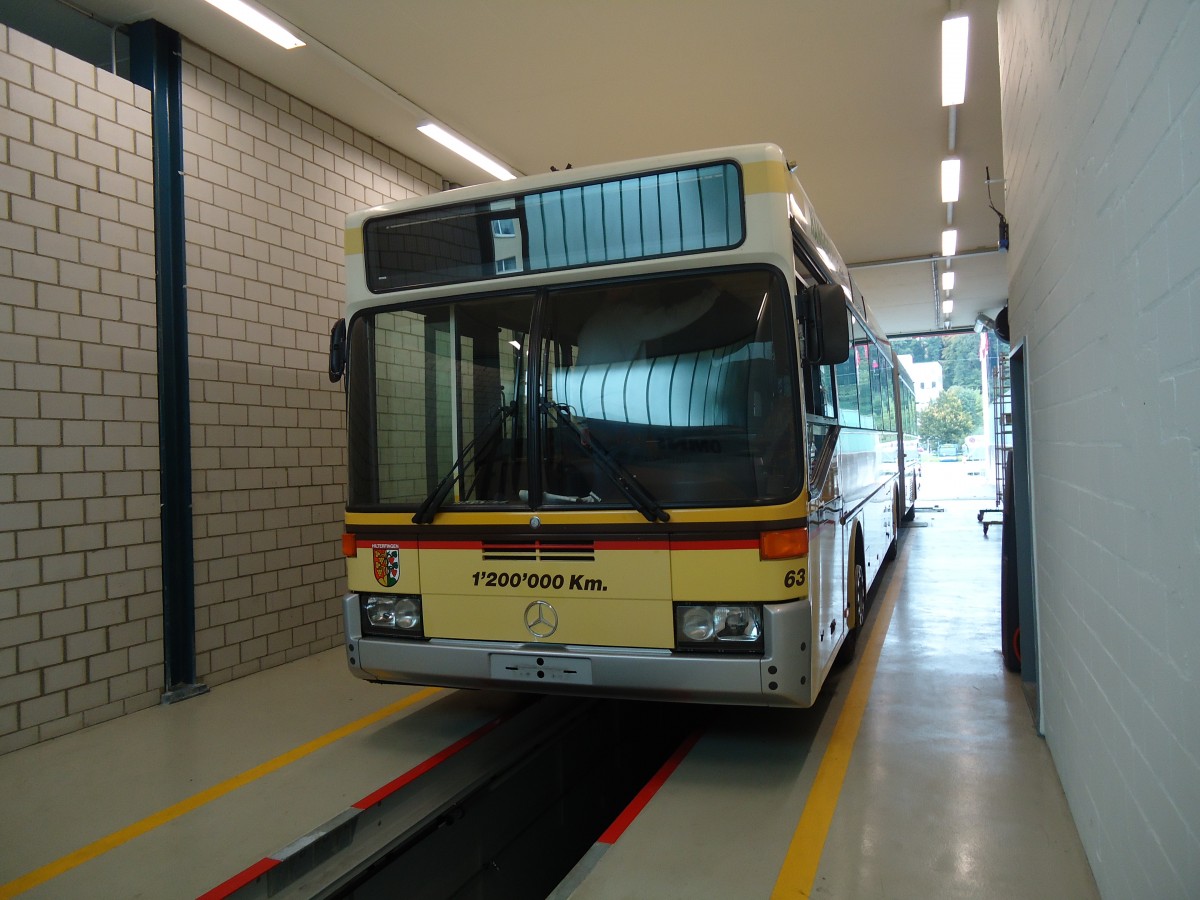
942,15,969,106
942,299,954,315
941,158,961,203
418,123,516,181
201,0,305,49
941,270,955,291
942,229,958,257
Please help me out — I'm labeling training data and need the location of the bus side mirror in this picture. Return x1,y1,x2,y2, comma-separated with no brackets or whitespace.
328,317,347,383
802,284,849,365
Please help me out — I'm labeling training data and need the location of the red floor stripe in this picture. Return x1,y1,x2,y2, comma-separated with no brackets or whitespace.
598,729,703,845
196,857,279,900
197,714,505,899
352,715,504,810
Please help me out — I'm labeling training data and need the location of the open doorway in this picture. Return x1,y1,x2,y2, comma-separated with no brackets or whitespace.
893,331,1007,507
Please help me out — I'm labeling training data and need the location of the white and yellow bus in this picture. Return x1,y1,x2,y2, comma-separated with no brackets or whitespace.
332,144,913,706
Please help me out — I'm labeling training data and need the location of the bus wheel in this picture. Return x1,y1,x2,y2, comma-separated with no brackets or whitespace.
852,557,867,627
837,547,867,666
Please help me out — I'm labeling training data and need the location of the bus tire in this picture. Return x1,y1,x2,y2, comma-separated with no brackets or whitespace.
836,536,867,666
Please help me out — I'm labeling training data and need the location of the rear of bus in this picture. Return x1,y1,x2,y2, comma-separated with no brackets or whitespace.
336,145,847,707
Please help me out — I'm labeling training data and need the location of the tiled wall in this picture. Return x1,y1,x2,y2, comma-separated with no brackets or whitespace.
0,27,160,753
179,43,440,686
998,1,1200,896
0,25,443,753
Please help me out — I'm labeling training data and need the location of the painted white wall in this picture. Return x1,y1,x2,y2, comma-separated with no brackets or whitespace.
998,1,1200,897
897,355,944,407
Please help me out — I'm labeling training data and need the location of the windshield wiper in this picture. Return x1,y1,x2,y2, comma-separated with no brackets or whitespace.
541,401,669,523
412,402,514,524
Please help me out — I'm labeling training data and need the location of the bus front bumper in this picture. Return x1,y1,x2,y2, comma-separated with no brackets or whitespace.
343,594,816,708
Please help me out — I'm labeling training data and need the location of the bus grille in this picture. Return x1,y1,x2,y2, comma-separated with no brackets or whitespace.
481,540,595,562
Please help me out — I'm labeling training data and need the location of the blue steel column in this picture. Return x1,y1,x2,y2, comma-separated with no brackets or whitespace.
129,21,207,702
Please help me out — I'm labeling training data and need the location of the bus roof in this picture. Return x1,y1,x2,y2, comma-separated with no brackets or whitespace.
346,143,792,227
344,143,863,317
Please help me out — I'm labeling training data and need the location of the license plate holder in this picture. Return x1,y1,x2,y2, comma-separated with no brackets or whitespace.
490,653,593,685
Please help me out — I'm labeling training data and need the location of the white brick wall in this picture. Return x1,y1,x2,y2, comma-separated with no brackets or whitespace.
0,26,443,753
0,26,160,753
998,1,1200,897
181,44,441,687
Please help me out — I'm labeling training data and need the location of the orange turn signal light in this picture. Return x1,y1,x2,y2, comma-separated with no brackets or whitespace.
342,533,358,558
760,528,808,560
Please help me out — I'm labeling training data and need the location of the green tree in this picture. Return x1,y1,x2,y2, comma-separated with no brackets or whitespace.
894,334,982,393
892,336,941,364
919,388,976,448
940,333,982,392
944,384,984,434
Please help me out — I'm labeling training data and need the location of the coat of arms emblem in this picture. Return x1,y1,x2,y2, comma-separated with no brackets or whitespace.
372,544,400,587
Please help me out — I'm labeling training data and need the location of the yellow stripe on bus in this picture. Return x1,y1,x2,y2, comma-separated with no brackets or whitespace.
741,159,791,196
344,226,363,256
344,493,810,529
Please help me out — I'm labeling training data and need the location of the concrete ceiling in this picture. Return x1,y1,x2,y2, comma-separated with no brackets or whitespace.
68,0,1010,336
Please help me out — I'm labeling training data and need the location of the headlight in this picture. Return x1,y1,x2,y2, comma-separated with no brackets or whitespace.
681,606,716,641
362,595,424,637
674,604,763,652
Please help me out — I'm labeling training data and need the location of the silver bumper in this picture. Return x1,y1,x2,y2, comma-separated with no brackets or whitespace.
343,594,816,708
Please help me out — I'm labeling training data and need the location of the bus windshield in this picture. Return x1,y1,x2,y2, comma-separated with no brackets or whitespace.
347,269,801,514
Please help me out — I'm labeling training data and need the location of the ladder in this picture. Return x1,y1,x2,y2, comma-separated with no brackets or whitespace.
991,356,1011,507
978,353,1011,534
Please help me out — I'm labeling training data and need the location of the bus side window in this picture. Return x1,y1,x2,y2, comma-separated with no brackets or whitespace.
835,358,859,428
819,365,835,418
803,363,835,420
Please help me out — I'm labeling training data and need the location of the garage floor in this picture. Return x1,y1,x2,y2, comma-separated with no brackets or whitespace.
0,492,1099,899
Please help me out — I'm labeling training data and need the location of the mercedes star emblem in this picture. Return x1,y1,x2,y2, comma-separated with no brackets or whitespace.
523,600,559,638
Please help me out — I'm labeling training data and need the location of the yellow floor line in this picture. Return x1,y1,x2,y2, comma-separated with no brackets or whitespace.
0,686,442,899
771,570,901,899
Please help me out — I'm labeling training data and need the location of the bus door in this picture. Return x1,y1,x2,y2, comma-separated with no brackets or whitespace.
804,362,846,679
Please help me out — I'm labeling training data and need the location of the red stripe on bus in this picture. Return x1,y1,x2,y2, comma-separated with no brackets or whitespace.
357,539,760,551
594,540,670,550
418,540,485,550
352,715,503,809
669,539,759,551
598,729,703,845
416,540,672,551
196,857,280,900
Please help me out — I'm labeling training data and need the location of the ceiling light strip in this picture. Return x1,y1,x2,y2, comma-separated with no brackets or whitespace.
201,0,305,49
941,158,961,203
942,14,969,106
418,123,517,181
195,3,524,185
846,246,1004,270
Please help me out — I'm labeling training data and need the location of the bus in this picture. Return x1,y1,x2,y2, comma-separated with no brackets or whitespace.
331,144,914,707
875,365,920,520
896,363,921,519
